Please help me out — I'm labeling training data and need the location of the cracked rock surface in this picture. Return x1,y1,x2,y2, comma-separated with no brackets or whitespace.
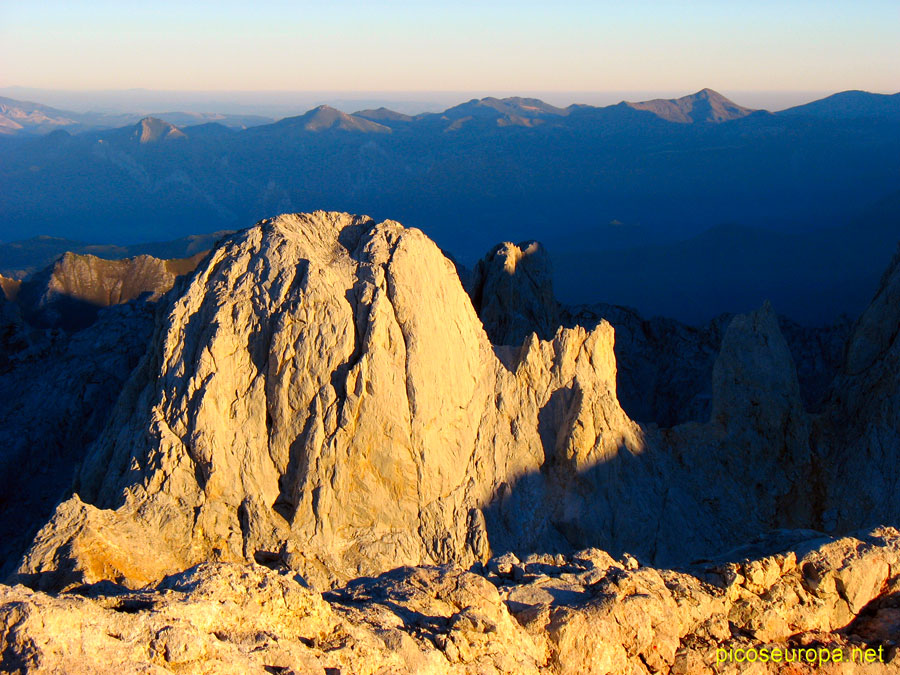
2,528,898,674
4,211,900,673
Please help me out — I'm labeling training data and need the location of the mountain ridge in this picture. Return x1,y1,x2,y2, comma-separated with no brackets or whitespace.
624,87,756,123
5,88,898,138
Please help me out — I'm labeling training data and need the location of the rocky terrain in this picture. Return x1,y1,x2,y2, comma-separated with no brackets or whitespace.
2,211,900,672
9,250,206,330
2,528,898,673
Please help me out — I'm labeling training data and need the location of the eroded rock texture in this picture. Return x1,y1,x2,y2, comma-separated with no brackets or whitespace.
15,250,206,330
14,213,644,589
5,211,900,674
2,529,898,674
13,211,895,595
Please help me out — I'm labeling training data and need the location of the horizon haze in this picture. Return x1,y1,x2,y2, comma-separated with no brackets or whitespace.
2,1,898,95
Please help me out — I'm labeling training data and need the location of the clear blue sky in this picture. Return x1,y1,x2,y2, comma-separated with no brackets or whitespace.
1,0,898,93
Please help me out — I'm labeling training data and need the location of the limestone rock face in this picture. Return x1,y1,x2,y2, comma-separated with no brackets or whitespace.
469,240,559,345
819,247,900,531
2,528,898,674
16,250,206,330
10,211,900,596
15,212,639,590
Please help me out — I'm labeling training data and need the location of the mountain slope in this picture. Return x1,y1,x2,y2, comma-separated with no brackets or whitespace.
132,116,187,143
16,210,873,593
0,230,233,279
0,96,80,135
271,105,391,133
779,89,900,120
15,250,206,329
625,88,755,123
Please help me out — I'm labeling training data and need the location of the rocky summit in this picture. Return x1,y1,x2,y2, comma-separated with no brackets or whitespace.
2,211,900,673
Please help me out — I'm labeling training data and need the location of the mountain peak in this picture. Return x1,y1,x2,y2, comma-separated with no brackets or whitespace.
277,106,391,133
627,89,754,123
134,116,187,143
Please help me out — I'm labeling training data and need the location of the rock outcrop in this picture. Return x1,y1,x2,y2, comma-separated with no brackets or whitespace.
2,528,898,674
473,242,849,427
15,250,206,330
469,240,558,345
14,212,645,589
12,211,866,594
5,210,900,673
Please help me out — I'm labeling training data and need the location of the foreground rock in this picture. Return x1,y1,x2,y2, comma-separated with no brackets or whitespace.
2,528,898,674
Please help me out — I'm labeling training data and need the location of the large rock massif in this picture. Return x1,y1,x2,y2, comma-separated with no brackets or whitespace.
2,212,900,673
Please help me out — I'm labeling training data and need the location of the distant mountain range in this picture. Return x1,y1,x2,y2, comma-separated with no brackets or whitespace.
4,87,897,138
1,88,899,324
0,96,273,135
778,90,900,120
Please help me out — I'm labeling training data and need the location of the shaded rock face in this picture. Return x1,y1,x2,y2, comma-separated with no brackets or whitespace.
13,211,865,595
15,250,206,330
0,302,157,578
475,244,848,426
818,247,900,532
2,528,898,674
0,288,26,367
469,240,559,345
0,250,206,576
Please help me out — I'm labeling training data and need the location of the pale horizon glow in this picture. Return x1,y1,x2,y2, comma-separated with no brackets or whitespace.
1,1,898,100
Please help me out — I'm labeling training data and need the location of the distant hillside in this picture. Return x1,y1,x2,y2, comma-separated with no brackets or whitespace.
0,96,80,135
0,95,272,136
133,117,188,143
2,88,899,324
778,90,900,120
266,105,391,133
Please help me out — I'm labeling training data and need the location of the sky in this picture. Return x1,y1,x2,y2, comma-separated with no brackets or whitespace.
1,0,898,105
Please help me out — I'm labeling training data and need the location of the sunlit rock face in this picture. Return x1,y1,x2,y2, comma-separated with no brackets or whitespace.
15,212,640,590
14,250,206,330
3,528,899,674
11,211,900,596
